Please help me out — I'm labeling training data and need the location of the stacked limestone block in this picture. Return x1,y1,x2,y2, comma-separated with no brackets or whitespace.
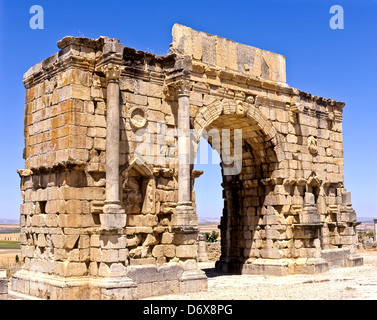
13,38,111,299
11,33,207,300
119,50,180,267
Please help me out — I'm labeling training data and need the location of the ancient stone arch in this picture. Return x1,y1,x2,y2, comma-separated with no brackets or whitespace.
191,98,288,273
192,98,287,164
10,24,362,300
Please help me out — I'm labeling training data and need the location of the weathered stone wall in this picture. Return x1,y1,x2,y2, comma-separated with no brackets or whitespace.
118,49,181,266
20,39,105,280
208,242,221,261
172,24,286,83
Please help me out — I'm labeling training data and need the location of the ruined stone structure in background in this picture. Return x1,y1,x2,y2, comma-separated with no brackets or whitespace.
10,24,362,300
0,271,8,300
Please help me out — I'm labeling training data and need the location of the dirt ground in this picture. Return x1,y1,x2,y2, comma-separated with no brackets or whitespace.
0,249,21,265
149,249,377,300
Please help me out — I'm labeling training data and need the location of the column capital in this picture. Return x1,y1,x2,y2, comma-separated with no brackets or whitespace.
176,79,191,97
99,62,125,83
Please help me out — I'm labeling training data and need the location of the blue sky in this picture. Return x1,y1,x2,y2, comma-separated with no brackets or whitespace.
0,0,376,220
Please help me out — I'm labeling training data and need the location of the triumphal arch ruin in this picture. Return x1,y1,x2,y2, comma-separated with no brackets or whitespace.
10,25,362,299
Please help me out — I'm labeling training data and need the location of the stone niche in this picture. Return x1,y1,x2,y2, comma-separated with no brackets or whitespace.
10,24,362,300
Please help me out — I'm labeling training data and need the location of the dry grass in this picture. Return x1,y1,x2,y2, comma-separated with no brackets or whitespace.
0,249,21,279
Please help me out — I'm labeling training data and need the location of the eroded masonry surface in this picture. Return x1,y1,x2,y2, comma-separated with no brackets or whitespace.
10,24,362,300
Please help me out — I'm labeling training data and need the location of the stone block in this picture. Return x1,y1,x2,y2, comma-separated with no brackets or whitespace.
151,245,164,258
127,265,159,284
136,282,152,299
129,258,156,266
260,247,283,259
66,262,87,277
129,93,148,106
101,249,120,263
100,235,127,249
161,232,174,244
173,232,197,245
140,215,158,227
175,245,198,259
94,138,106,150
98,262,127,277
94,115,106,127
164,245,176,258
90,235,100,247
90,248,101,262
62,234,79,250
143,234,158,246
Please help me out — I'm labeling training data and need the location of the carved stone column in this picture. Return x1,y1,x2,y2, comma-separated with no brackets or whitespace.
177,79,192,205
101,62,126,231
173,78,197,227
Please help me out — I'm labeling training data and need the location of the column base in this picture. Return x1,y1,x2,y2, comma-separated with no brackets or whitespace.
173,201,198,227
101,200,126,231
179,269,208,294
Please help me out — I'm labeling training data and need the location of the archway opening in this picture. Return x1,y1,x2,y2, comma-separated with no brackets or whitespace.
194,138,223,263
192,109,279,274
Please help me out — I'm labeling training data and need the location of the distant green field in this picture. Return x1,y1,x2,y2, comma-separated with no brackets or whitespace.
0,241,20,249
0,228,21,234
